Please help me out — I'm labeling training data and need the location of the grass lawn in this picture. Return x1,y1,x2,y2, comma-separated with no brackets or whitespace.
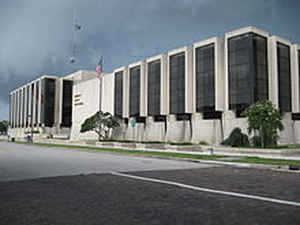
229,157,300,167
279,144,300,149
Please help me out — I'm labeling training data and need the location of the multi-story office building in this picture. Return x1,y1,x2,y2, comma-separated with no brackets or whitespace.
8,26,300,144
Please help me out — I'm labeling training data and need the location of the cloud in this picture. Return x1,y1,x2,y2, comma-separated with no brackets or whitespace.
0,0,300,120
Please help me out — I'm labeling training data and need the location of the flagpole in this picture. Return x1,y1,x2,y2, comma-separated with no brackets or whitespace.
96,56,103,113
99,75,102,112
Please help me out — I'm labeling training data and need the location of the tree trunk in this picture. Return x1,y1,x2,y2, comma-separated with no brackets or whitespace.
95,128,102,142
260,126,264,148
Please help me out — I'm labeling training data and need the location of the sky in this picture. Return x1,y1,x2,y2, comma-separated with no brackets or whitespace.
1,0,300,120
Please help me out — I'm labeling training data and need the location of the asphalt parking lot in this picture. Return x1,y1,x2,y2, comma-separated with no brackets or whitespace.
1,142,300,225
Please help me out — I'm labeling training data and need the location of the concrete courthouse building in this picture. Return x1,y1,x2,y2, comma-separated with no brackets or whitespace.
8,26,300,144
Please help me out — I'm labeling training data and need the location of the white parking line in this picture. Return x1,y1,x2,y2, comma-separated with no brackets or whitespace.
111,172,300,207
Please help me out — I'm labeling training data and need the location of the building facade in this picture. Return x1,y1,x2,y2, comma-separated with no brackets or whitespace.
8,26,300,144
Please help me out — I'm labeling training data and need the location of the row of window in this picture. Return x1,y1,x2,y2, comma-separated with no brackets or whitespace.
11,83,37,128
112,33,297,119
115,44,217,118
10,79,60,128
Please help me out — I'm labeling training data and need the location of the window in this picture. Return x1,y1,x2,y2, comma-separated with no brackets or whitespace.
277,42,291,112
228,32,268,117
43,78,56,127
195,43,215,113
169,52,185,114
254,35,268,102
129,66,140,117
148,59,161,116
114,71,123,118
62,80,73,127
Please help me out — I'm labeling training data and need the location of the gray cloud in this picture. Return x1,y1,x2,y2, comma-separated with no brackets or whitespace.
1,0,300,120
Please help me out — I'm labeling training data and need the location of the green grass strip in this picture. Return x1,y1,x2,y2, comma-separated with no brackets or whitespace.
15,141,225,161
229,157,300,167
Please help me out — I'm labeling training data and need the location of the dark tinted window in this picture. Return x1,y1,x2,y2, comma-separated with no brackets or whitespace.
62,80,73,127
277,42,291,112
129,66,140,117
148,59,161,116
169,52,185,114
253,35,268,102
195,44,215,112
228,32,268,116
43,78,56,127
114,71,123,117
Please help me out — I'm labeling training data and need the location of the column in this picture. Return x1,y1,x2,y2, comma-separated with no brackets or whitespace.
19,89,22,127
291,44,299,112
15,91,18,128
32,82,37,126
24,86,28,127
16,90,19,128
28,84,32,127
215,38,225,111
10,93,13,128
54,78,63,127
38,79,42,126
124,68,129,118
20,88,24,127
13,92,16,128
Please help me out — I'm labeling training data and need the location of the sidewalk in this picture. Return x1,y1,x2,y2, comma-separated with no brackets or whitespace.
34,138,300,161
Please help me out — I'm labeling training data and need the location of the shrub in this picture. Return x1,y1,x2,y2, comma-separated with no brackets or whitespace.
221,127,250,147
199,141,209,145
242,100,283,148
251,133,277,148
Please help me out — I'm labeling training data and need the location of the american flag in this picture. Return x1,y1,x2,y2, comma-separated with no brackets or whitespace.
96,56,103,78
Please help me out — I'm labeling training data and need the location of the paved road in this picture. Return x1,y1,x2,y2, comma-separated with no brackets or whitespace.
0,142,211,181
1,142,300,225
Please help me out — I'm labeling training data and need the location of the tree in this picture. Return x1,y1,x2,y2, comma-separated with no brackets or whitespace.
80,111,120,141
242,100,284,148
0,120,9,135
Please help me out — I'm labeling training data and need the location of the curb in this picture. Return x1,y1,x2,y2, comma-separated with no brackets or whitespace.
9,140,299,172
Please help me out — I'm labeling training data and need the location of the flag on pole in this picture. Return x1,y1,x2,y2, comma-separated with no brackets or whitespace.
96,56,103,78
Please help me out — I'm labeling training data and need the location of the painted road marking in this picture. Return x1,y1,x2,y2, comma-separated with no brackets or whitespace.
111,172,300,208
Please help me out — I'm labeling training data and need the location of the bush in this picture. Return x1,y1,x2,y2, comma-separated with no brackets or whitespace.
251,133,277,148
242,100,283,148
221,127,250,147
199,141,209,145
